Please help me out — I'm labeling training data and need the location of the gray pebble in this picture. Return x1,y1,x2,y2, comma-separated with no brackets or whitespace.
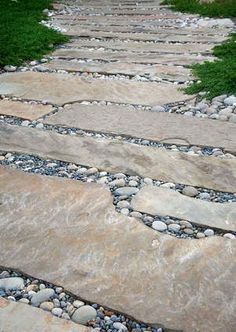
52,307,63,317
152,220,167,231
72,305,97,324
223,233,236,240
204,229,214,237
168,224,181,232
182,186,198,197
0,277,24,291
113,322,128,331
31,288,55,306
114,187,139,196
40,301,54,311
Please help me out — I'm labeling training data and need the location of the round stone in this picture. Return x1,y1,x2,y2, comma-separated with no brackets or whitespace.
0,277,24,291
114,173,126,179
224,95,236,106
196,232,205,239
52,307,63,317
113,322,128,331
117,200,130,209
73,300,85,308
152,221,167,232
31,288,55,306
128,180,138,187
19,298,30,304
4,65,17,72
223,233,236,240
120,208,129,215
21,120,30,127
199,192,211,200
182,186,198,197
26,284,39,292
130,211,142,218
151,105,165,112
71,305,97,324
109,179,126,187
179,220,193,228
183,228,194,235
40,301,54,311
87,167,98,175
143,178,153,185
114,187,139,196
168,224,181,232
204,229,214,237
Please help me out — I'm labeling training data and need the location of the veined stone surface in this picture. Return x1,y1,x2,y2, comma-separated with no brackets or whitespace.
0,166,235,332
43,104,236,153
0,297,93,332
46,60,191,81
131,186,236,231
1,123,236,192
0,100,53,120
65,39,215,54
0,72,190,106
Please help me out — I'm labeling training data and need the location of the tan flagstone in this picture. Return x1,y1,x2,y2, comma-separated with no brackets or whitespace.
1,123,236,192
131,186,236,231
43,104,236,153
0,100,53,120
64,40,215,54
0,297,93,332
46,60,191,81
0,166,235,332
0,72,190,106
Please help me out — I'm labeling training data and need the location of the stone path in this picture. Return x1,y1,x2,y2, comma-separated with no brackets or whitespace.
0,1,236,332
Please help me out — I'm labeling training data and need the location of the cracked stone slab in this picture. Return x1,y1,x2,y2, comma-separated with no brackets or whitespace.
131,186,236,231
1,123,236,192
0,72,190,106
64,29,227,43
53,48,214,66
0,100,53,120
0,297,93,332
46,60,191,81
66,39,215,54
0,166,236,332
43,104,236,153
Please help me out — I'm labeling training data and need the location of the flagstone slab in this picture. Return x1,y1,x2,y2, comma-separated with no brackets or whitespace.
131,186,236,231
64,29,226,43
1,123,236,192
0,297,93,332
53,49,214,65
0,72,189,106
46,60,191,81
43,104,236,153
0,166,236,332
66,39,214,54
0,100,53,120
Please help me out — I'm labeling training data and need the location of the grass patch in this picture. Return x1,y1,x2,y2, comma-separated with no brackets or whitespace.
185,34,236,98
162,0,236,17
0,0,69,67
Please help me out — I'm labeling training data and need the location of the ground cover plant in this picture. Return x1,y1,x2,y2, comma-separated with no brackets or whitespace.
162,0,236,17
0,0,68,67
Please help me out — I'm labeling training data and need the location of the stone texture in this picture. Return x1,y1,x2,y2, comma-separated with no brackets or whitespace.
1,122,236,192
53,48,214,66
0,72,189,106
131,186,236,231
65,39,215,54
0,297,93,332
43,104,236,153
0,166,236,332
0,100,53,120
46,60,191,82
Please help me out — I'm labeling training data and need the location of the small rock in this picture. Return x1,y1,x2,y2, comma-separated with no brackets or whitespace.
26,284,39,292
152,221,167,232
117,200,130,208
130,211,142,218
0,271,10,279
113,322,128,331
199,192,211,200
109,179,126,187
196,232,205,239
36,123,44,129
40,301,54,311
151,105,165,112
114,173,126,179
73,300,85,308
183,228,194,235
224,95,236,106
121,208,129,215
35,65,47,72
4,65,17,72
0,277,24,291
62,312,70,320
87,167,98,175
19,298,30,304
52,307,63,317
21,120,30,127
128,180,138,187
168,224,181,232
223,233,236,240
143,178,153,185
204,229,214,237
182,186,198,197
31,288,55,306
71,305,97,324
114,187,139,196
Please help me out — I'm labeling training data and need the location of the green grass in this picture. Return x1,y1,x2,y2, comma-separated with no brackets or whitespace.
162,0,236,17
185,34,236,99
0,0,69,67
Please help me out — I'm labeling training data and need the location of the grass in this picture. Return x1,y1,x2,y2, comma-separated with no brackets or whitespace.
185,34,236,98
162,0,236,17
0,0,69,67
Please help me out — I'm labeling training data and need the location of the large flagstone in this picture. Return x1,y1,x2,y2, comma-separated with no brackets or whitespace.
43,103,236,153
1,123,236,192
0,100,53,120
0,72,189,106
0,166,235,332
0,297,92,332
46,60,190,81
131,186,236,231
